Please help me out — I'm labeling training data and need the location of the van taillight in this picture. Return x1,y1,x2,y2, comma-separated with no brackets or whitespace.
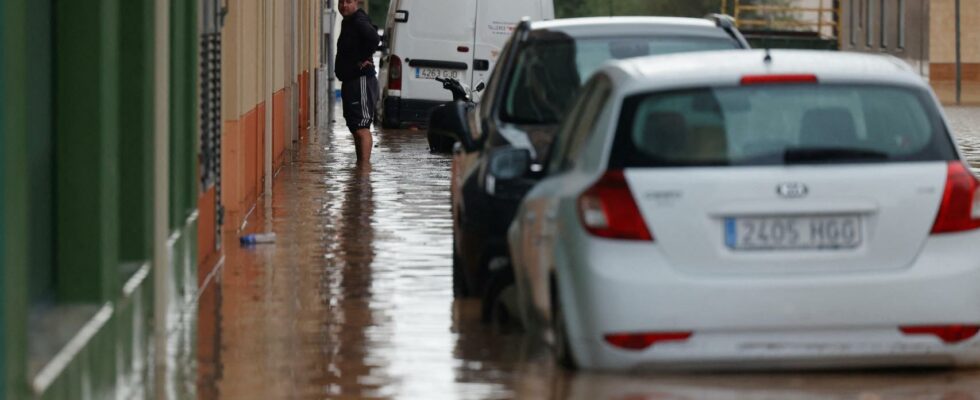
577,170,653,241
388,55,402,90
930,161,980,234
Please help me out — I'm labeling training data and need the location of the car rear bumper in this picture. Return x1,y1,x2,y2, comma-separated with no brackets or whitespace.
556,228,980,370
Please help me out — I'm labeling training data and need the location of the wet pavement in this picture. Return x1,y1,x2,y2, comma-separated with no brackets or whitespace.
191,106,980,400
946,107,980,172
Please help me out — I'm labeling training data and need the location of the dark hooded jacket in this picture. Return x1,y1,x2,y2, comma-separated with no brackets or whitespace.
335,9,380,82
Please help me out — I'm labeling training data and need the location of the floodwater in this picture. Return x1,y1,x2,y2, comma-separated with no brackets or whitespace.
947,106,980,172
191,107,980,400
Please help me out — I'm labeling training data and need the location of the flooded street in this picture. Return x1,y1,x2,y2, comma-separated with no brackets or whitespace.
192,107,980,399
947,107,980,172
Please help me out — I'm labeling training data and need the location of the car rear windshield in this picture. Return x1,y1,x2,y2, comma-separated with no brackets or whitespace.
609,84,957,168
501,35,739,125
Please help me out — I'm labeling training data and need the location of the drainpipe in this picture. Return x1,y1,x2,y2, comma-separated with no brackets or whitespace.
265,0,273,199
290,0,299,149
153,0,172,397
310,1,316,134
327,0,336,123
955,0,961,104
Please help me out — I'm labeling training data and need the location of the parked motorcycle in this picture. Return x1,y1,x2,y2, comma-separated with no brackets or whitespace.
427,78,484,153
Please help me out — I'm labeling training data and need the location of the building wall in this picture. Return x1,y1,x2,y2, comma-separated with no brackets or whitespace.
1,0,325,395
221,0,320,230
0,0,245,397
929,0,980,81
839,0,930,76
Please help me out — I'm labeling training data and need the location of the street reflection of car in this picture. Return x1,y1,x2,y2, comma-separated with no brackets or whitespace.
506,49,980,370
435,17,751,318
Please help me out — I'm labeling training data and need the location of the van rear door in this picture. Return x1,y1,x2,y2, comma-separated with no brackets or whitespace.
400,0,477,102
471,0,554,90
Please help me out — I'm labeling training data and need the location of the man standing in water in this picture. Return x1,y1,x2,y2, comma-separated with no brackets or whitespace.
337,0,380,163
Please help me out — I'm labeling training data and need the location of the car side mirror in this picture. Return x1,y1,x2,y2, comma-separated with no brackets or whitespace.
428,101,478,152
483,146,534,199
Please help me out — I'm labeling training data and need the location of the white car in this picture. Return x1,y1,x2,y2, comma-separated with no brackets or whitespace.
505,49,980,371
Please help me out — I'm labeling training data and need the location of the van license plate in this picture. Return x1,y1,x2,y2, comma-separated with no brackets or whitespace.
416,67,460,80
724,215,862,250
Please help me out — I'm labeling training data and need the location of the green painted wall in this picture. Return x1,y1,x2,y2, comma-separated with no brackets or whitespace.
119,0,156,264
55,0,122,303
3,0,31,398
26,0,55,304
2,0,203,396
170,0,200,232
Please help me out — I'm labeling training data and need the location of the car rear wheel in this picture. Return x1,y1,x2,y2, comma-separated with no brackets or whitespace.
481,265,514,324
552,283,578,370
452,236,469,298
428,134,455,154
380,108,400,129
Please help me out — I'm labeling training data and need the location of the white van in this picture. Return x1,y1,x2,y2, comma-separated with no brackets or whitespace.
377,0,554,128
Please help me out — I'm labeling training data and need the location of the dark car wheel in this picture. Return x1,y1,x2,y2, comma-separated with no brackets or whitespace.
452,237,469,298
552,283,578,370
481,265,514,324
381,110,400,129
428,134,454,153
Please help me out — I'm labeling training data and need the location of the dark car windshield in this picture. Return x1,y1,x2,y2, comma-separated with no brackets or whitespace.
609,85,957,168
501,34,740,125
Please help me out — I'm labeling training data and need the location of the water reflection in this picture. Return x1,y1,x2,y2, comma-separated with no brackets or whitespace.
322,163,380,398
520,370,980,400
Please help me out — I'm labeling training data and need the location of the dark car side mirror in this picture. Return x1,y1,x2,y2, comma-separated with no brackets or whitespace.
482,146,534,199
428,101,478,153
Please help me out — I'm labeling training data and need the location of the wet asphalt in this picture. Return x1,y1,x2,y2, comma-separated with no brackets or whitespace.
192,107,980,400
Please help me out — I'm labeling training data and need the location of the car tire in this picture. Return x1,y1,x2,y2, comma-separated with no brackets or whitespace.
428,134,454,154
552,284,578,370
481,265,514,324
452,237,469,298
381,111,400,129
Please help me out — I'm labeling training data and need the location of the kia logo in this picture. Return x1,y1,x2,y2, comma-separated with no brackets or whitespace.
776,182,808,198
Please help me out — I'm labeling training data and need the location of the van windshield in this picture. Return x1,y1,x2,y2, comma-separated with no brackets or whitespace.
501,34,739,125
608,85,957,168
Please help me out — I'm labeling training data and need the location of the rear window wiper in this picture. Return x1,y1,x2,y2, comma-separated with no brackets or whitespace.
782,147,890,164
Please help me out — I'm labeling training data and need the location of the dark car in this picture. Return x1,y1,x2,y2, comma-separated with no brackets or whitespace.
432,15,750,318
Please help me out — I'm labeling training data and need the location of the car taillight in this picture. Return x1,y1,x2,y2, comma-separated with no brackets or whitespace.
930,161,980,234
899,325,980,344
740,74,818,85
577,170,653,241
604,332,693,350
388,55,402,90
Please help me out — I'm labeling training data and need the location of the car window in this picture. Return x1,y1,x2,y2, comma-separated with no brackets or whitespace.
549,75,612,173
609,85,957,168
547,78,597,174
501,34,739,125
479,37,516,129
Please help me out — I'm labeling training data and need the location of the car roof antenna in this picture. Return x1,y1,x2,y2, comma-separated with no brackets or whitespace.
763,14,774,64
